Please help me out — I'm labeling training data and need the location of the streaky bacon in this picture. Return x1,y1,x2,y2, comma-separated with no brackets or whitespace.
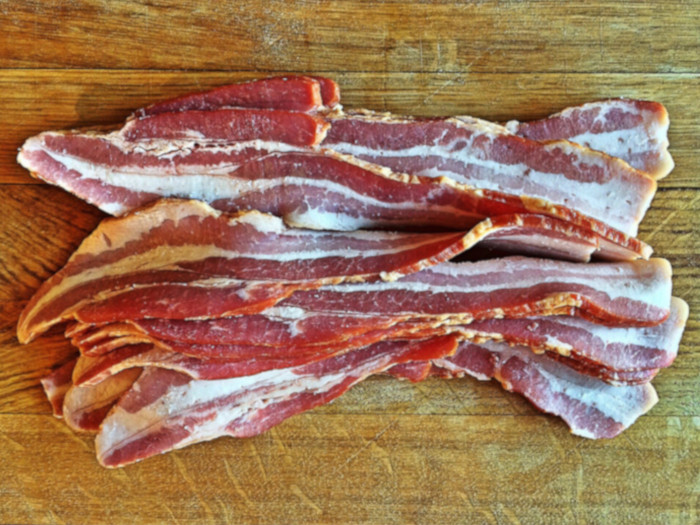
506,99,673,179
95,335,459,468
432,340,659,438
69,295,684,384
281,257,672,326
18,199,472,343
40,357,77,418
63,256,671,337
132,76,337,118
121,108,329,145
456,296,686,372
63,368,142,433
385,362,434,382
17,131,651,261
323,110,656,237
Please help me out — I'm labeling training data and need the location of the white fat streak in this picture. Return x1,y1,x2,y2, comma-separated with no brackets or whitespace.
566,129,648,159
441,341,655,429
488,342,656,429
543,298,686,353
320,264,670,304
42,145,463,222
260,306,309,320
330,135,641,234
27,225,453,330
98,351,392,461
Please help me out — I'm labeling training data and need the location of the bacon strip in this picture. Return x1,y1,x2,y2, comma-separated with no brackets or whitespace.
95,335,459,468
458,296,686,372
69,294,683,386
18,199,472,343
506,99,673,179
58,256,671,339
17,129,651,260
40,357,78,418
282,257,672,325
121,108,330,145
432,340,659,438
323,110,656,237
63,368,141,433
133,76,337,118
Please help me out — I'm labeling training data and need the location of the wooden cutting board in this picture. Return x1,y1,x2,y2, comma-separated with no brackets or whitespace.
1,2,698,523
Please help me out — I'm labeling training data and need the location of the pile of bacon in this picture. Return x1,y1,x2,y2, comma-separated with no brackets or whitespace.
16,76,688,468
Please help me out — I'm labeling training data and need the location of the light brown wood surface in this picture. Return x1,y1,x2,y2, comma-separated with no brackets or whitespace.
1,2,698,524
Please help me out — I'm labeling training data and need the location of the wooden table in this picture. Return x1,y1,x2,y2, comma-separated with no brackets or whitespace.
1,2,698,523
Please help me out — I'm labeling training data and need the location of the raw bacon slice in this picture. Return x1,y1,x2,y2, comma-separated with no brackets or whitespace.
95,335,459,468
70,298,681,387
18,199,471,343
385,362,434,382
70,295,683,380
133,76,337,118
121,108,330,145
459,296,687,373
283,257,672,326
323,110,656,237
63,256,672,335
40,357,78,418
506,100,673,179
17,131,652,261
543,353,658,386
432,340,659,438
63,368,142,433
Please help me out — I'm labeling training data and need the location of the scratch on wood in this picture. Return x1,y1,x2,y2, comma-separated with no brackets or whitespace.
290,484,323,515
570,445,585,524
422,75,460,105
644,193,700,243
247,440,269,482
337,418,398,471
222,457,258,513
0,429,27,451
160,501,183,525
172,455,215,521
622,433,643,456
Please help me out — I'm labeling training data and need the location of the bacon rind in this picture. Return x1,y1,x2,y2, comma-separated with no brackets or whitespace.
132,76,333,118
95,335,459,468
17,200,472,343
432,341,659,438
323,109,657,237
507,99,674,180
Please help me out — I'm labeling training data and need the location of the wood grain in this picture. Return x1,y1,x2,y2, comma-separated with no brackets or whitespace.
0,1,698,524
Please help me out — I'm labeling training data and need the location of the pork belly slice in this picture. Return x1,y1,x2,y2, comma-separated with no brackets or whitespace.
63,368,142,433
59,256,672,343
432,341,659,439
456,296,686,372
95,335,459,468
70,295,683,385
71,297,683,387
506,99,673,180
18,199,471,343
323,110,656,237
132,75,339,118
121,108,330,145
17,130,651,261
40,357,78,418
282,257,672,326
